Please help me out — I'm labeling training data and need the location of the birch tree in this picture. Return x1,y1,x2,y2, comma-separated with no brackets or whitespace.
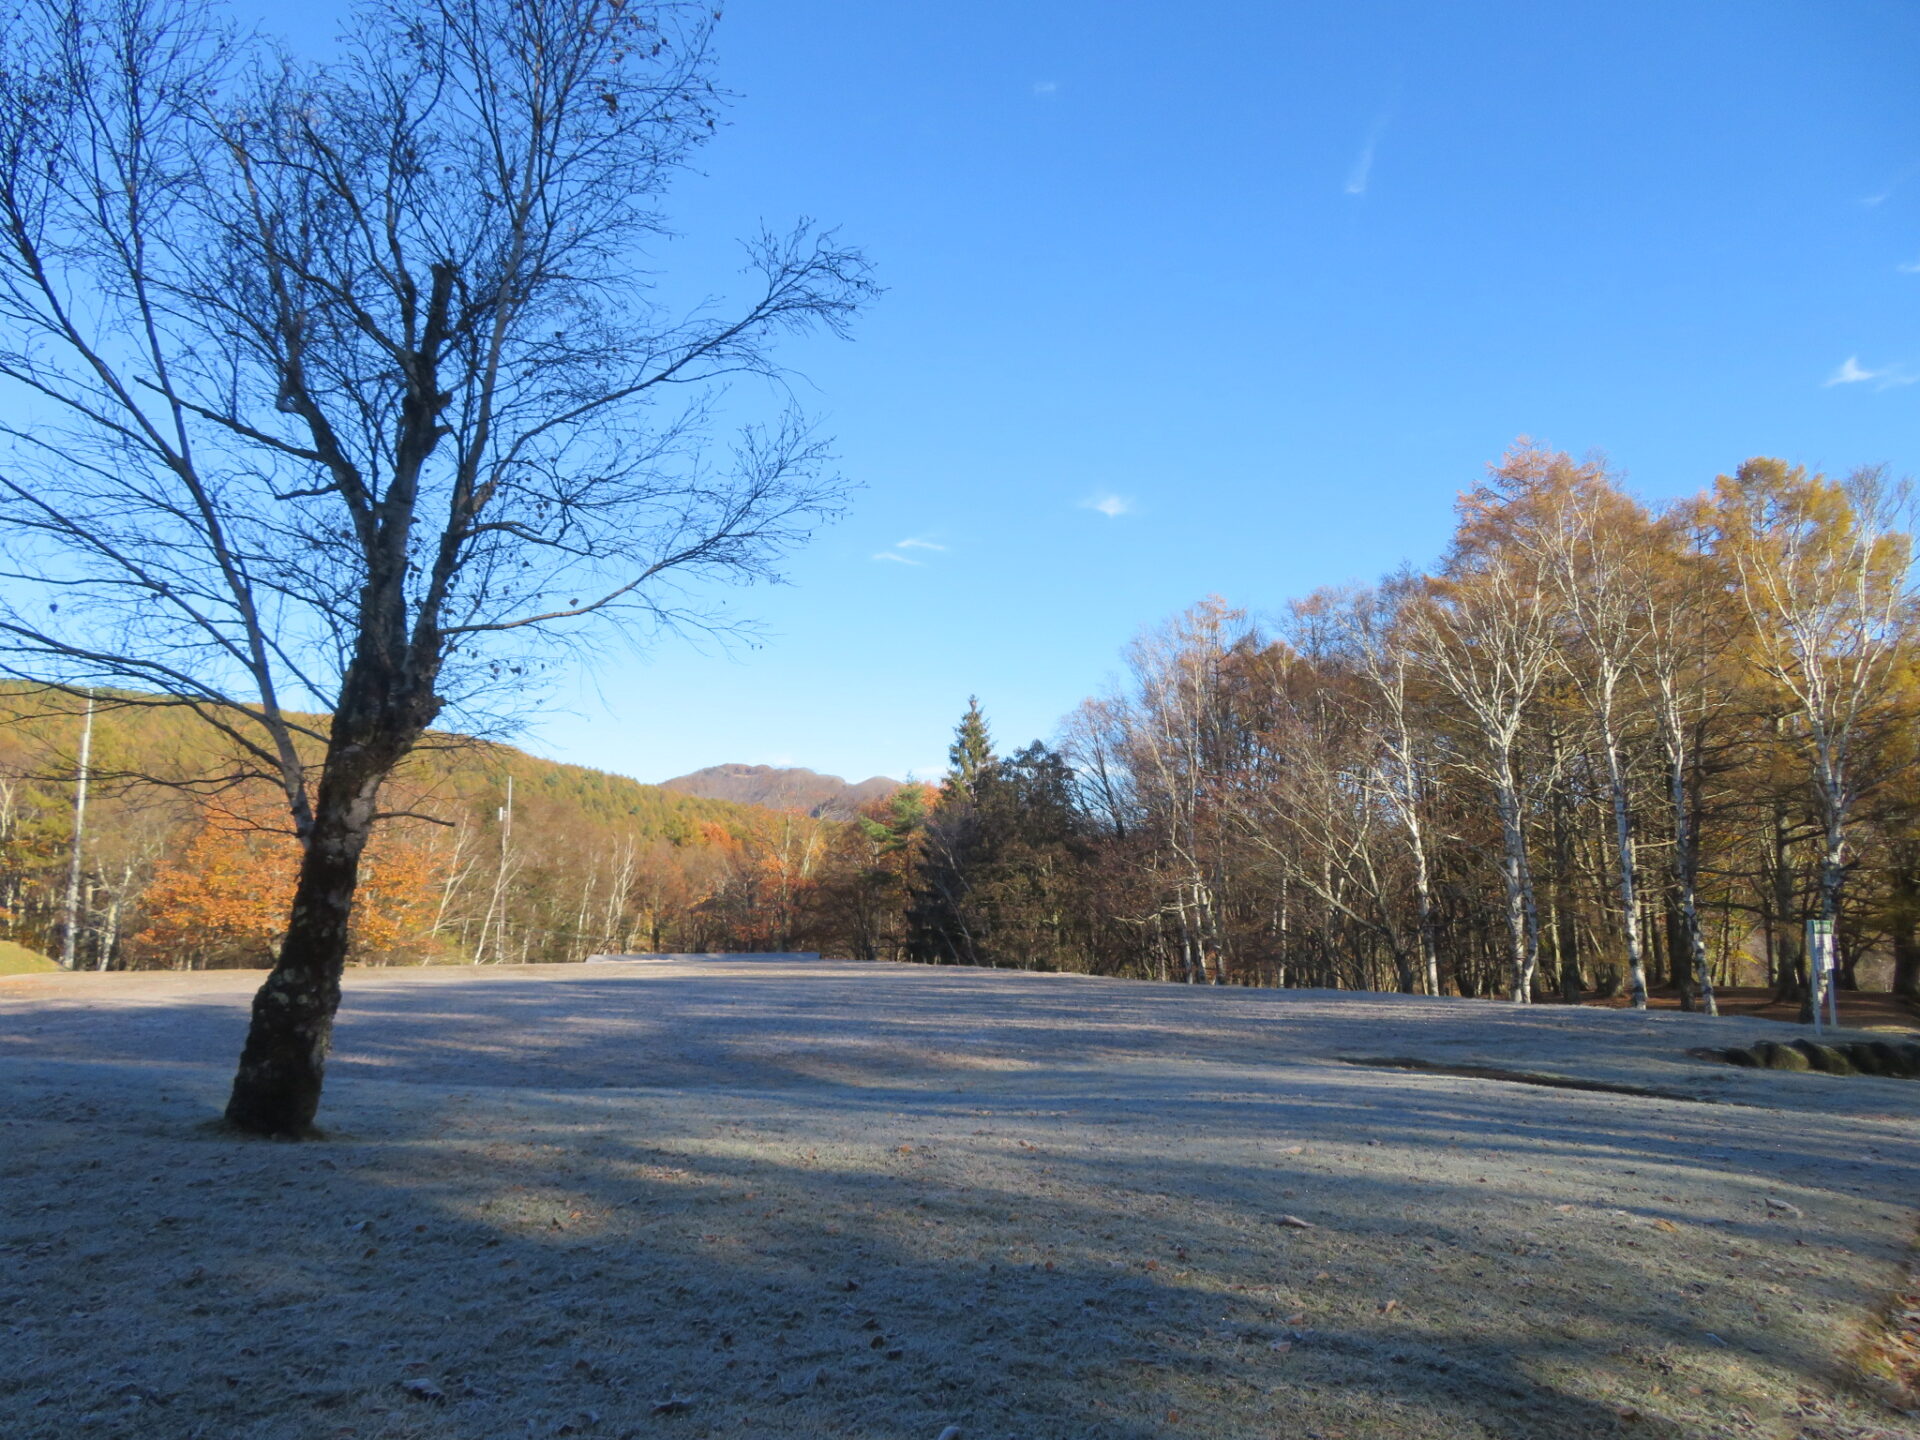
1636,506,1740,1014
1514,451,1659,1007
1116,600,1252,984
1332,579,1444,996
1706,460,1915,1009
1406,461,1558,1001
0,0,871,1131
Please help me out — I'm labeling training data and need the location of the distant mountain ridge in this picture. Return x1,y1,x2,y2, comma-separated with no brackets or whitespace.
662,763,901,819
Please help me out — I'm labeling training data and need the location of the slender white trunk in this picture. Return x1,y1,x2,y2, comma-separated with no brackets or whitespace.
475,775,515,964
60,693,94,971
1491,745,1539,1002
1659,713,1717,1016
1596,697,1648,1008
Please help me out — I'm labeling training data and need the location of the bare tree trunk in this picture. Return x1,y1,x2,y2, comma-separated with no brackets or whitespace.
1546,733,1581,1003
603,835,638,956
1814,731,1848,995
1492,751,1541,1002
1598,709,1648,1008
59,693,94,971
429,820,476,944
1667,744,1717,1016
1767,790,1808,1015
572,855,598,961
225,728,395,1134
1892,846,1920,1002
1894,915,1919,1002
475,776,516,965
1409,829,1441,996
97,861,130,972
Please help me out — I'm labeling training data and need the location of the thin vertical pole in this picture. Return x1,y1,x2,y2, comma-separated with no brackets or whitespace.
60,691,94,971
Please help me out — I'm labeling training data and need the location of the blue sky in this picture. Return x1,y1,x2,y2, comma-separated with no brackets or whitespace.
284,2,1919,782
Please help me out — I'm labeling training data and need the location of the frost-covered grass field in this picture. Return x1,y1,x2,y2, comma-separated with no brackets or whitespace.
3,958,1917,1440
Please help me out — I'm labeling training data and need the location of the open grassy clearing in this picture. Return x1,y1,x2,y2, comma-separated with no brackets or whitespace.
0,940,58,976
3,958,1918,1440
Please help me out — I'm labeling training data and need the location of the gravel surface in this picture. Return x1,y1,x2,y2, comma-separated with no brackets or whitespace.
3,958,1917,1440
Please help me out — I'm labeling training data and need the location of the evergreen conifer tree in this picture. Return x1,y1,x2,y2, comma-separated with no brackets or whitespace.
946,697,996,800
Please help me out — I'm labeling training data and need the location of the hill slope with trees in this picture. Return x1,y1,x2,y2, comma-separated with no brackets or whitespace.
662,764,900,818
0,688,807,969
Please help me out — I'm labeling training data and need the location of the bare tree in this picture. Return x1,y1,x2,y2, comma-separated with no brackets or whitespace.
1113,599,1252,985
1637,505,1739,1015
1330,579,1444,997
1405,461,1558,1002
1512,451,1659,1008
0,0,872,1131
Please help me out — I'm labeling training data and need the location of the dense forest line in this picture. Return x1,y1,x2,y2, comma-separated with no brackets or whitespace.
881,448,1920,1008
4,446,1916,1008
0,691,805,969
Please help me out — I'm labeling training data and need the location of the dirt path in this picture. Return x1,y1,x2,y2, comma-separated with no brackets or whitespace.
4,959,1917,1440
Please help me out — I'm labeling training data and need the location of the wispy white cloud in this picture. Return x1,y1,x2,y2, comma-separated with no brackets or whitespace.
1344,113,1392,197
873,535,947,566
1081,493,1133,518
1345,142,1378,197
1899,257,1920,274
1823,355,1918,390
1031,80,1058,97
1862,161,1920,207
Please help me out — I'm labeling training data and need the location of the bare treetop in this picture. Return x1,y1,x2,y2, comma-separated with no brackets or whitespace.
0,0,874,1133
0,0,871,795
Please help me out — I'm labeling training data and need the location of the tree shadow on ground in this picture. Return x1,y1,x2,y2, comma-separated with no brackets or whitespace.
4,964,1917,1440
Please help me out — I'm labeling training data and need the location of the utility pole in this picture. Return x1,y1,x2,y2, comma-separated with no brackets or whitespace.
60,691,94,970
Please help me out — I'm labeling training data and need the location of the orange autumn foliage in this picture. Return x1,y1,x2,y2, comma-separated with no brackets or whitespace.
134,793,446,967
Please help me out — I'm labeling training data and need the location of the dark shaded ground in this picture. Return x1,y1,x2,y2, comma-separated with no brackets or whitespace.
4,959,1919,1440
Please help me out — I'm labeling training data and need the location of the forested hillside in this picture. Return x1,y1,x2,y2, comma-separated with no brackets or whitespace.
662,763,900,819
0,690,825,969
